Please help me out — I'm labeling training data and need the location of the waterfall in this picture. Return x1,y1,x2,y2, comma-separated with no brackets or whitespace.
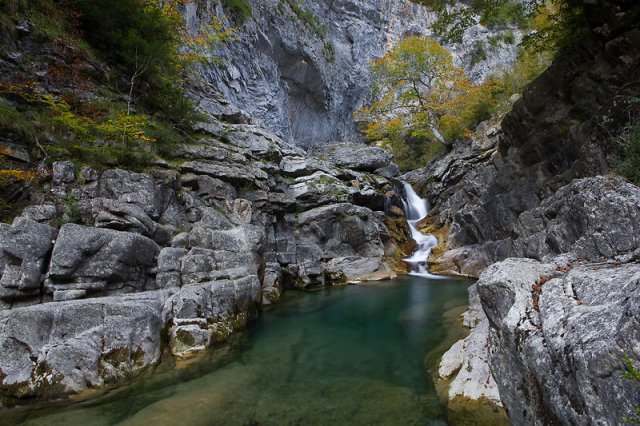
401,183,444,279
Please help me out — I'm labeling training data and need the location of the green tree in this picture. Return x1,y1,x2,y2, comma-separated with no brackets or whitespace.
357,36,494,154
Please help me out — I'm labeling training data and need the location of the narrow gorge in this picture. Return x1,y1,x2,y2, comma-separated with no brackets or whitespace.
0,0,638,425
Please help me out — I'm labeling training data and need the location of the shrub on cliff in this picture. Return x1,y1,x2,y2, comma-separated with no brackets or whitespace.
621,353,640,424
613,101,640,186
76,0,193,124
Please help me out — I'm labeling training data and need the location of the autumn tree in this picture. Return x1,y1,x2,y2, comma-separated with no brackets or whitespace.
358,36,493,156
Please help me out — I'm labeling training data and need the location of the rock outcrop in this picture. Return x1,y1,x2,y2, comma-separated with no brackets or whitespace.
477,258,640,425
0,117,405,403
417,3,640,423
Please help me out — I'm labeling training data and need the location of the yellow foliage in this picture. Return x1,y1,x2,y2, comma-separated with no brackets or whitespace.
0,169,35,184
358,35,494,151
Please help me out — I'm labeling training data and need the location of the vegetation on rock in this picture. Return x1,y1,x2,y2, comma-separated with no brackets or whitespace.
356,34,549,170
613,99,640,186
621,353,640,424
0,0,235,218
416,0,529,44
356,36,493,169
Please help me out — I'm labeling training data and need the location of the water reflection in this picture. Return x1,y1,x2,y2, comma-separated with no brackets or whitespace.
7,276,470,426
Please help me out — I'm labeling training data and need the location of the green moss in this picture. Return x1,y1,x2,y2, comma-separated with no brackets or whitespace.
469,40,487,66
176,329,197,347
278,0,327,39
223,0,252,21
323,42,335,63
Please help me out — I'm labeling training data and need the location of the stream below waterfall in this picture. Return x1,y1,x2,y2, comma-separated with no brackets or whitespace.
6,277,471,425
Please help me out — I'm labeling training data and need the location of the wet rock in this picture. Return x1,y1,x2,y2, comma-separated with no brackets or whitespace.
163,276,261,357
45,224,160,300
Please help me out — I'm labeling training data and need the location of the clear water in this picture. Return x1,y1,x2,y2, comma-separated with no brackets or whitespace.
6,276,471,426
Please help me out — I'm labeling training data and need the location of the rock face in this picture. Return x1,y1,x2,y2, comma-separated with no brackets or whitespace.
0,290,171,401
477,258,640,425
46,224,160,301
187,0,520,146
0,117,404,403
415,5,640,424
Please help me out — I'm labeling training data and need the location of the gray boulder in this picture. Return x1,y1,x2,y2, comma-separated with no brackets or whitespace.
163,276,261,357
45,224,160,301
99,169,176,220
92,198,171,244
0,218,57,307
0,290,171,401
477,258,640,425
315,142,394,172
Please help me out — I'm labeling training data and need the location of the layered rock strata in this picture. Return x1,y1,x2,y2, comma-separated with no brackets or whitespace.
0,119,404,404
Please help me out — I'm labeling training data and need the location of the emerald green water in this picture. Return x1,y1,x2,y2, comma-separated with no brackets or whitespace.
8,276,470,425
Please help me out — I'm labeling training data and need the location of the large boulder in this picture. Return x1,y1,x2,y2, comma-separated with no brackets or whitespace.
266,203,393,290
477,258,640,425
163,276,261,357
45,224,160,301
315,142,394,172
0,290,171,404
0,218,58,308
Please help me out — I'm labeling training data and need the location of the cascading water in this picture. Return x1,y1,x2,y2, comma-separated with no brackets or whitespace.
401,183,443,279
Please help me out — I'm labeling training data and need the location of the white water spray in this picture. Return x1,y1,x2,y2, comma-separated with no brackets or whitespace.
401,183,445,279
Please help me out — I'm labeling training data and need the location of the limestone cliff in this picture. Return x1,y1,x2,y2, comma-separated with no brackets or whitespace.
187,0,520,147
